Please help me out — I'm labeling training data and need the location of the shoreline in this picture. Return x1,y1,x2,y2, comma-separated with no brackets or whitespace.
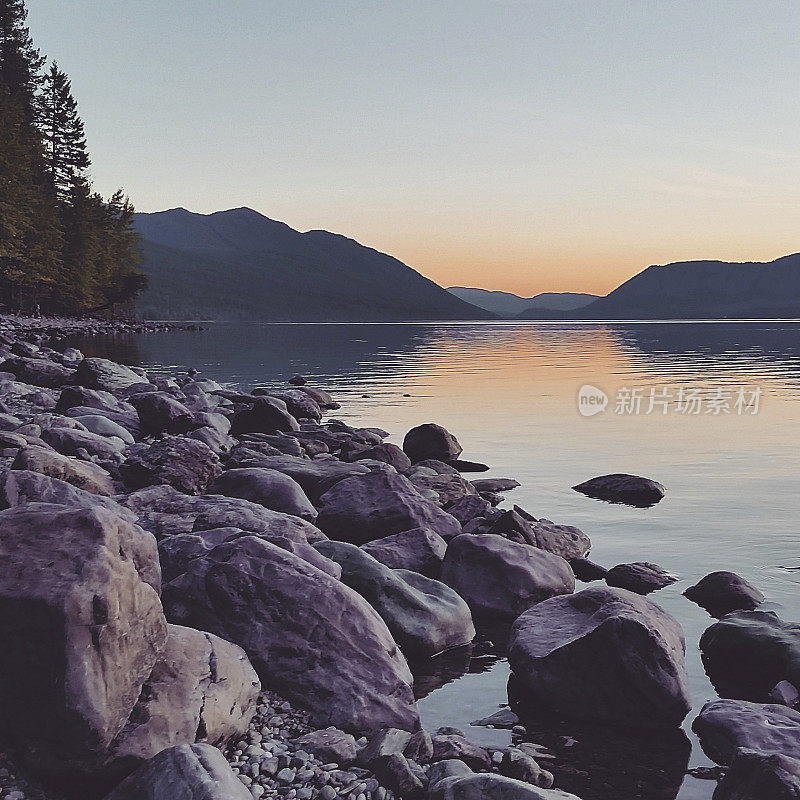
0,319,791,800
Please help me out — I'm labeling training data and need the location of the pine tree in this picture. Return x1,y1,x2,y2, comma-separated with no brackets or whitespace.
40,62,89,199
0,0,43,116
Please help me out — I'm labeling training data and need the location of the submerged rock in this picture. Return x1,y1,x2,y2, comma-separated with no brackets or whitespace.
684,571,765,618
605,562,678,594
572,473,665,507
508,586,691,729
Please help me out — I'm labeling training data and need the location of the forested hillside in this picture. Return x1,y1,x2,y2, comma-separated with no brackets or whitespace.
0,0,145,314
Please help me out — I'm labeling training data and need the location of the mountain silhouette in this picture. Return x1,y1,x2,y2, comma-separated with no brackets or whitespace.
447,287,597,318
133,208,495,321
517,254,800,319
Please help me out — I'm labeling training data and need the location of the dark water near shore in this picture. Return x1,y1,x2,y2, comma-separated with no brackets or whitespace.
72,321,800,800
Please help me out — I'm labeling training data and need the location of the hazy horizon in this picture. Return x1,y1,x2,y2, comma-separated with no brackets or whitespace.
27,1,800,296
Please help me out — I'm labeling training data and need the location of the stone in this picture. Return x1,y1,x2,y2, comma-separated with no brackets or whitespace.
41,425,125,460
470,478,520,493
500,749,552,788
361,527,448,579
402,424,463,464
410,472,477,507
13,444,114,494
471,709,519,729
488,510,591,561
358,728,413,766
67,405,141,437
0,469,134,518
106,624,259,778
161,536,419,736
568,557,609,582
431,734,491,771
256,389,322,422
0,504,166,767
714,748,800,800
684,572,765,618
446,495,493,526
769,680,800,708
692,699,800,764
508,586,691,728
209,468,317,520
131,392,195,435
699,611,800,703
354,443,412,473
74,414,136,444
102,743,251,800
189,426,236,456
121,437,222,495
441,534,574,621
429,772,582,800
371,753,423,797
296,385,339,410
428,760,475,790
75,357,145,392
572,473,665,507
317,471,461,544
605,562,678,594
293,728,358,766
231,397,300,436
447,460,489,473
404,729,434,763
313,541,475,658
0,356,75,388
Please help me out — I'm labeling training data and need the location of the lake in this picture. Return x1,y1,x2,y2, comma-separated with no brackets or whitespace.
71,321,800,800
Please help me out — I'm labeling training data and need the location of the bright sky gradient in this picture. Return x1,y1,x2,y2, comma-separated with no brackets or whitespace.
26,1,800,297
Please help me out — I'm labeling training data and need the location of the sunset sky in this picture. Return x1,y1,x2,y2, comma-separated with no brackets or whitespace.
28,1,800,297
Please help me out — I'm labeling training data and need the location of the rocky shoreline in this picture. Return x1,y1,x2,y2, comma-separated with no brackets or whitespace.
0,321,797,800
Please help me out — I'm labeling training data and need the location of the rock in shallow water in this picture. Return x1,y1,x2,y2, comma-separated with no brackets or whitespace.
714,747,800,800
605,561,678,594
508,586,691,729
572,473,665,507
161,535,419,736
402,423,463,464
684,571,765,618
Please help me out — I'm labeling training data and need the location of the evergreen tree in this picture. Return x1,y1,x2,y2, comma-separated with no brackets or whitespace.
40,62,89,199
0,0,43,116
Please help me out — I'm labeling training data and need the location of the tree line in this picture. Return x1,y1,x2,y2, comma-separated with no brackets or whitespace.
0,0,146,315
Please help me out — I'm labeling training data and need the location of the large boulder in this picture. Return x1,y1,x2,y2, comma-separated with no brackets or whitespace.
572,473,665,507
699,611,800,702
684,571,765,618
0,469,134,519
256,389,322,422
314,541,475,658
0,356,75,388
508,586,691,728
441,534,574,621
13,444,114,495
74,414,136,445
221,453,369,502
208,468,317,520
316,471,461,544
105,624,259,779
120,437,222,495
714,748,800,800
102,743,251,800
0,504,167,768
692,700,800,764
230,397,299,435
75,357,145,392
429,769,582,800
487,509,591,560
362,527,448,578
402,423,463,464
57,386,136,415
161,535,419,736
130,392,194,435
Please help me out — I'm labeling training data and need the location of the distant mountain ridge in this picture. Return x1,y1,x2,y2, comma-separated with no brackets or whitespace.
133,208,495,321
517,254,800,319
448,287,597,317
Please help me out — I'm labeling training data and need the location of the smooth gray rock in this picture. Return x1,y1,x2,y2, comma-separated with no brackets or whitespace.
0,356,75,388
121,437,222,495
606,562,678,594
714,748,800,800
208,468,317,521
317,471,462,544
0,504,166,765
684,572,765,618
161,536,419,736
508,586,691,729
131,392,195,435
361,527,448,578
441,534,574,621
41,425,125,459
314,541,475,658
188,426,236,456
74,414,136,444
256,389,322,422
430,772,582,800
572,473,665,507
699,611,800,702
354,443,412,473
431,734,491,770
470,478,520,493
13,444,114,494
230,397,299,435
402,424,463,464
693,700,800,764
102,743,251,800
76,357,145,392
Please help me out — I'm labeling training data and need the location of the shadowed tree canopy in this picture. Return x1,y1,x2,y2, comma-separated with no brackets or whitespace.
0,0,146,314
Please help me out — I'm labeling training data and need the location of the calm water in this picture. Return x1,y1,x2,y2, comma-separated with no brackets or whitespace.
72,322,800,800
